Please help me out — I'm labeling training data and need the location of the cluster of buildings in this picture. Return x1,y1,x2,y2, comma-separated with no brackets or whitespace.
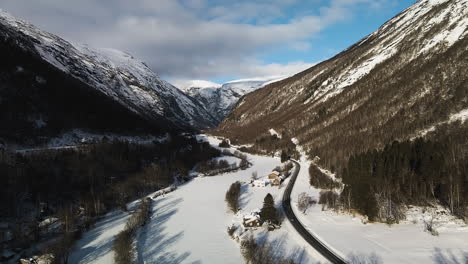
252,171,285,187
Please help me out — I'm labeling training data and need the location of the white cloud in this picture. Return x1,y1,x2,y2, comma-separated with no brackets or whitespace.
0,0,395,80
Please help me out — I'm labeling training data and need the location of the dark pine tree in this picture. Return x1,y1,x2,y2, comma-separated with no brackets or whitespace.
280,150,289,163
260,193,279,224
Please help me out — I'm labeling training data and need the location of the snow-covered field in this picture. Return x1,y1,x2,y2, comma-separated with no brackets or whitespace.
290,143,468,264
69,135,467,264
69,135,326,264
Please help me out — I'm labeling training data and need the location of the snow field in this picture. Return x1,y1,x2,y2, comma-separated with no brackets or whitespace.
70,135,329,263
290,140,468,264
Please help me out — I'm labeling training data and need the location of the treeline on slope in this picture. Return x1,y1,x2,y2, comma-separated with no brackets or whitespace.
217,33,467,181
0,135,220,258
299,38,467,175
340,126,468,222
309,164,341,190
197,149,250,176
231,134,299,161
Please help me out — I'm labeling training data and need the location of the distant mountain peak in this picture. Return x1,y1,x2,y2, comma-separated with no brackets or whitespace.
175,80,222,92
177,76,287,123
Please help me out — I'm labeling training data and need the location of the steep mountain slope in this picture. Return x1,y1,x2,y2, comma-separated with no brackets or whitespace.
0,10,216,145
217,0,467,168
179,76,285,123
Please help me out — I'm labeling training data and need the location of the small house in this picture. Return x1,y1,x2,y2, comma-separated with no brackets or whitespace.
271,177,281,186
253,180,267,187
243,210,262,227
268,172,280,179
243,216,261,227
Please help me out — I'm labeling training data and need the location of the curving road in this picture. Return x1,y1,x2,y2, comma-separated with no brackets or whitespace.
282,160,347,264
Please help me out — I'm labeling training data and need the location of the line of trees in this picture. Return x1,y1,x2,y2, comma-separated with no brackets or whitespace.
235,134,300,160
309,164,341,190
341,137,467,221
241,235,297,264
0,135,221,262
113,198,152,264
198,159,234,174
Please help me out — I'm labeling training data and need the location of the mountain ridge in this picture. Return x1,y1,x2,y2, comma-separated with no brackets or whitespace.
216,0,467,166
179,76,286,123
0,10,217,145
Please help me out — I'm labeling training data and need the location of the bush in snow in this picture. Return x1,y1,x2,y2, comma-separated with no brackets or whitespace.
47,231,78,264
198,159,232,174
274,162,293,176
240,234,257,263
227,225,238,238
319,191,340,211
251,171,258,181
297,192,313,214
219,139,230,148
226,182,242,213
309,164,341,190
126,198,152,232
113,229,134,264
240,234,298,264
347,252,383,264
423,215,439,236
239,158,250,170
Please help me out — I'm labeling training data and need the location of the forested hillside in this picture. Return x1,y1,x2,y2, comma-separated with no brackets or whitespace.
0,135,220,261
215,0,468,220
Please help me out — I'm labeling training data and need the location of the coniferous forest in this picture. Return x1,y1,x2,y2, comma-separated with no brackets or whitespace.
0,135,220,251
341,124,467,221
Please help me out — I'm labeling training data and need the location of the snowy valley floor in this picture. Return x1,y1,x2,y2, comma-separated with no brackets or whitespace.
290,154,468,264
69,135,327,264
69,135,468,264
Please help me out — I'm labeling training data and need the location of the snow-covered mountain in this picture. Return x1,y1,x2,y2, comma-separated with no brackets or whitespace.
178,76,285,123
176,80,222,91
0,10,217,144
217,0,467,163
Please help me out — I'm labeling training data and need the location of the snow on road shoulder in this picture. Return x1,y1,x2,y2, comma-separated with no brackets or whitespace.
290,139,468,264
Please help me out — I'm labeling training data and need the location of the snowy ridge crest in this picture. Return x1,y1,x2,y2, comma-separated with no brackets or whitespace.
0,10,217,130
179,76,286,123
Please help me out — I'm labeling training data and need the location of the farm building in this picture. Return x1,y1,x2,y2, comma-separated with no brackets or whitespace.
268,172,280,179
271,177,281,186
243,210,262,227
253,180,267,187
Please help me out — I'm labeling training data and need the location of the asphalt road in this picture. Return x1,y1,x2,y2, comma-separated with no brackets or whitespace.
282,160,347,264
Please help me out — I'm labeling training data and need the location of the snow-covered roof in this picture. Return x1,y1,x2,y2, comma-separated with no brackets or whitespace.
253,180,267,185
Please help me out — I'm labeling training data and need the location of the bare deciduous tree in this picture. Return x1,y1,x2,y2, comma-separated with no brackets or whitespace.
297,192,312,214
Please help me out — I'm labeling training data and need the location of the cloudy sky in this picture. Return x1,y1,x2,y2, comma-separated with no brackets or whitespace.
0,0,416,83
